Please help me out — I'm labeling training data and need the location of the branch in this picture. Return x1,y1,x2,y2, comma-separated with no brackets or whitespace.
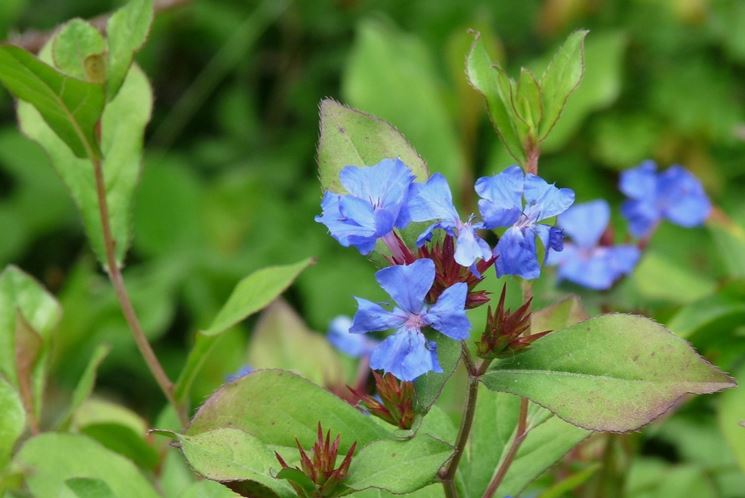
482,397,530,498
6,0,190,53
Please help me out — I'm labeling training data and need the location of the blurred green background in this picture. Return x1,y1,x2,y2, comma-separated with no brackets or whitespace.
1,1,745,494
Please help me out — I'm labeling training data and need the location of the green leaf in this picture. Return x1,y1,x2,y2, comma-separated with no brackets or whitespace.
537,463,600,498
0,44,104,159
466,33,525,163
12,433,159,498
346,434,452,494
630,250,716,304
342,20,462,189
246,299,343,385
708,215,745,278
203,258,314,336
542,30,626,151
414,331,461,414
317,99,428,193
154,428,292,497
81,423,160,471
0,377,24,469
531,296,587,333
481,314,735,432
106,0,154,99
512,68,542,134
18,59,152,266
667,282,745,341
63,478,117,498
52,19,107,81
180,481,243,498
176,259,313,401
461,389,589,497
0,265,61,420
538,29,588,139
187,370,392,450
719,364,745,472
59,344,110,429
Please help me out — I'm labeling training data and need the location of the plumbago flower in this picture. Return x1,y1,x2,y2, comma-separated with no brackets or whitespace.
620,160,711,238
315,158,415,255
326,315,378,358
547,200,640,290
350,258,470,381
409,173,492,268
476,166,575,279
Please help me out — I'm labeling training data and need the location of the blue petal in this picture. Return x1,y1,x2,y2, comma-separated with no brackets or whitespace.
409,173,459,224
315,193,380,254
533,224,564,262
350,298,407,333
557,200,610,248
339,159,415,220
475,166,525,228
375,259,435,313
620,160,657,199
454,224,492,267
621,198,659,238
523,174,575,221
370,329,442,381
495,226,541,279
425,283,470,340
328,315,376,357
416,221,456,247
658,166,711,228
226,365,254,383
607,245,641,276
551,244,640,290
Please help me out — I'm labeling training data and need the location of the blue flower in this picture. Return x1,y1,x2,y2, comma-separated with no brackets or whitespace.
350,258,470,381
408,173,492,267
475,166,575,279
620,161,711,237
547,200,640,290
315,158,416,254
327,315,378,358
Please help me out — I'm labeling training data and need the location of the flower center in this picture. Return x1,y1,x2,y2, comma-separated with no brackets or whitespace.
404,312,428,330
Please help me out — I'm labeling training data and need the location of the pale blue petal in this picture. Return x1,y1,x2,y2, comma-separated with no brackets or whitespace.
339,159,415,211
370,329,442,381
620,160,657,199
475,166,525,228
552,244,640,290
557,200,610,247
533,224,564,263
425,283,470,340
658,165,711,227
328,315,376,357
495,226,541,279
416,222,455,247
454,225,492,267
316,193,377,251
350,297,407,333
607,245,641,275
375,259,435,313
621,198,658,238
409,173,459,224
524,174,575,221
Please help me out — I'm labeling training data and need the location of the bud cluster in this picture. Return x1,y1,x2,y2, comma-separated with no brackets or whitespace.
476,285,550,359
350,371,415,429
275,423,356,498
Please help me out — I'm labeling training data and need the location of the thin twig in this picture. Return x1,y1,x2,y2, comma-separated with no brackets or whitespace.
6,0,190,53
482,397,529,498
91,155,189,427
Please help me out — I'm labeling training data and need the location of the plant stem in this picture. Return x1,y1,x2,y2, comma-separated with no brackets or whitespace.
439,348,489,498
91,156,189,427
482,397,529,498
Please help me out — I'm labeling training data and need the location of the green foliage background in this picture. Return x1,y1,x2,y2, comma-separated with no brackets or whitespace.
1,0,745,496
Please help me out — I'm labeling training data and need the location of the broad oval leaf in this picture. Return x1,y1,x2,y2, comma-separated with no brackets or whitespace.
0,44,104,159
188,369,392,451
346,434,452,494
414,331,461,414
13,433,160,498
481,313,735,432
181,481,243,498
52,19,107,81
156,428,293,497
719,364,745,472
18,58,152,266
63,478,117,498
317,99,428,193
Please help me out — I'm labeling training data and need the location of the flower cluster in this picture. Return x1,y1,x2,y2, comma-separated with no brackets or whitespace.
317,159,574,380
548,161,710,290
